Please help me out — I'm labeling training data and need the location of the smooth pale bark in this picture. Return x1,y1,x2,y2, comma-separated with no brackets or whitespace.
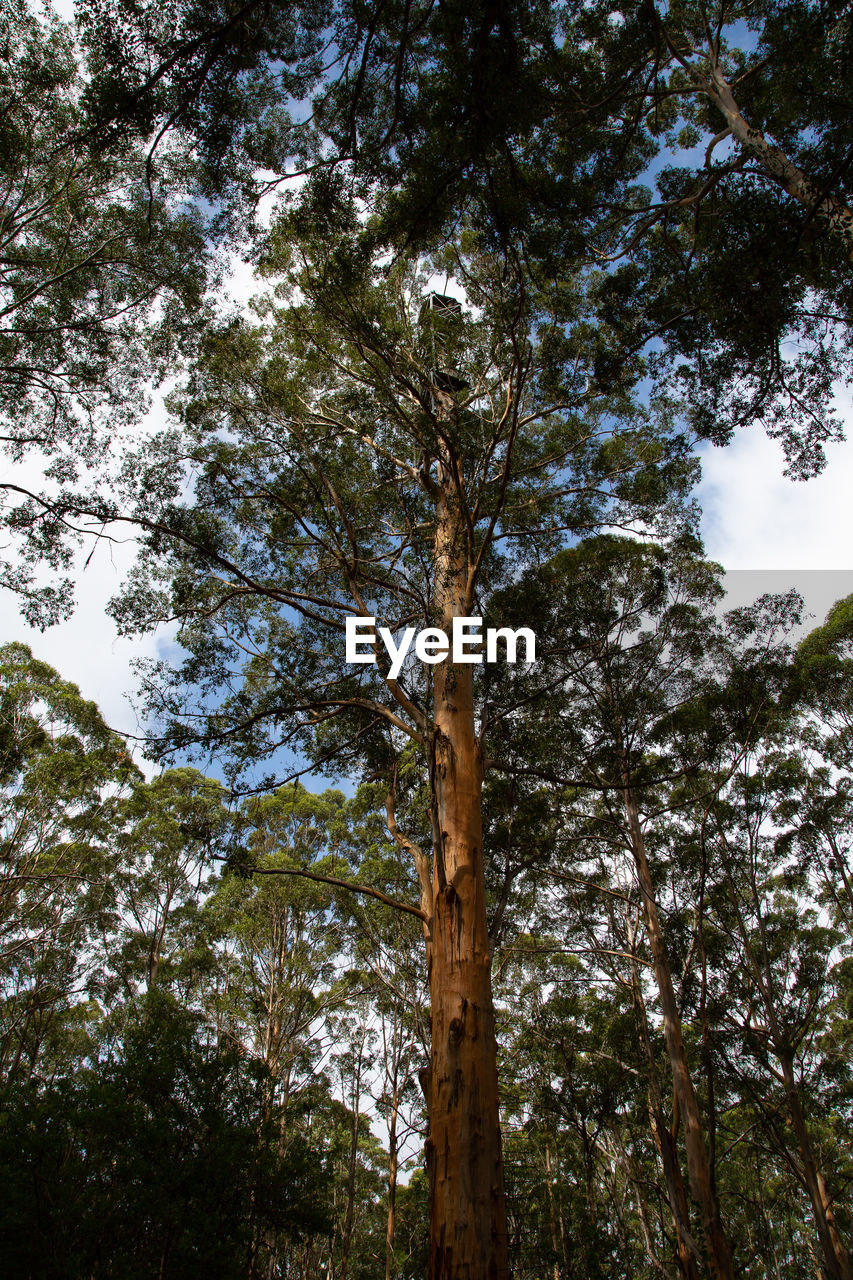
806,1231,829,1280
339,1030,367,1280
544,1141,561,1280
781,1053,853,1280
385,1097,399,1280
622,780,736,1280
385,1045,402,1280
705,65,853,261
613,1133,672,1279
424,467,510,1280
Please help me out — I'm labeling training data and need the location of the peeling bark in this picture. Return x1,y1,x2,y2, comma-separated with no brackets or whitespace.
425,461,510,1280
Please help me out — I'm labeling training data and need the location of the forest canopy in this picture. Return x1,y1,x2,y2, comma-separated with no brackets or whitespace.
2,1,853,1278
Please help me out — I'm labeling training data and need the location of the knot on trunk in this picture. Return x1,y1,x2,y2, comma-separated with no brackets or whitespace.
418,1065,432,1112
449,998,471,1048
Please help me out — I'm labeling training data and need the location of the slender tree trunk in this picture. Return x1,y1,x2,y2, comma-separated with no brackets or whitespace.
720,833,853,1280
386,1081,399,1280
544,1140,561,1280
339,1035,365,1280
622,782,735,1280
613,1132,675,1280
631,960,701,1280
807,1231,828,1280
777,1049,852,1280
425,467,510,1280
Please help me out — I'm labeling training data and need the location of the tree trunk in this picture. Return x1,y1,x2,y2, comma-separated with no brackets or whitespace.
544,1140,561,1280
613,1132,675,1280
623,783,735,1280
425,466,510,1280
631,959,701,1280
339,1033,365,1280
720,834,853,1280
386,1081,399,1280
778,1048,852,1280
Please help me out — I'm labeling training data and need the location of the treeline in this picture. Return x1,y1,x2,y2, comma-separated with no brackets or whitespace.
3,539,852,1279
0,644,428,1277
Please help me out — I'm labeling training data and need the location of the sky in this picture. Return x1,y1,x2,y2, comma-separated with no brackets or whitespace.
696,413,853,613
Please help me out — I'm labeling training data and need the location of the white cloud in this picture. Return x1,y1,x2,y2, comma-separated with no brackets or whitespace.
0,391,175,768
696,405,853,633
697,418,853,572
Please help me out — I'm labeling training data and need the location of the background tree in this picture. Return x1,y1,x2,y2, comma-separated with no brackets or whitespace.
71,0,853,483
0,0,210,624
0,989,332,1280
206,785,347,1116
0,641,137,1081
106,767,227,995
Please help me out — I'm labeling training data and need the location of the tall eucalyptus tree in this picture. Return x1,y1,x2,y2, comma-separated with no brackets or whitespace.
105,190,694,1276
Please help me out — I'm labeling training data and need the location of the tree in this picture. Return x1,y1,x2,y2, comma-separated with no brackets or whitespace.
499,944,649,1279
206,785,349,1115
104,191,695,1277
0,641,138,1081
570,0,853,479
10,2,853,1271
73,0,853,484
334,779,429,1280
6,0,852,621
704,750,853,1280
794,593,853,768
0,0,211,625
487,537,813,1278
0,989,332,1279
106,767,227,994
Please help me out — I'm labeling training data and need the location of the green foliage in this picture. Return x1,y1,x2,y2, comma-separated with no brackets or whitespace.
794,593,853,761
106,767,228,994
75,0,853,476
6,3,853,1270
112,212,696,788
0,990,332,1279
0,0,211,624
77,0,332,194
0,642,138,1080
4,588,853,1278
203,786,350,1111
